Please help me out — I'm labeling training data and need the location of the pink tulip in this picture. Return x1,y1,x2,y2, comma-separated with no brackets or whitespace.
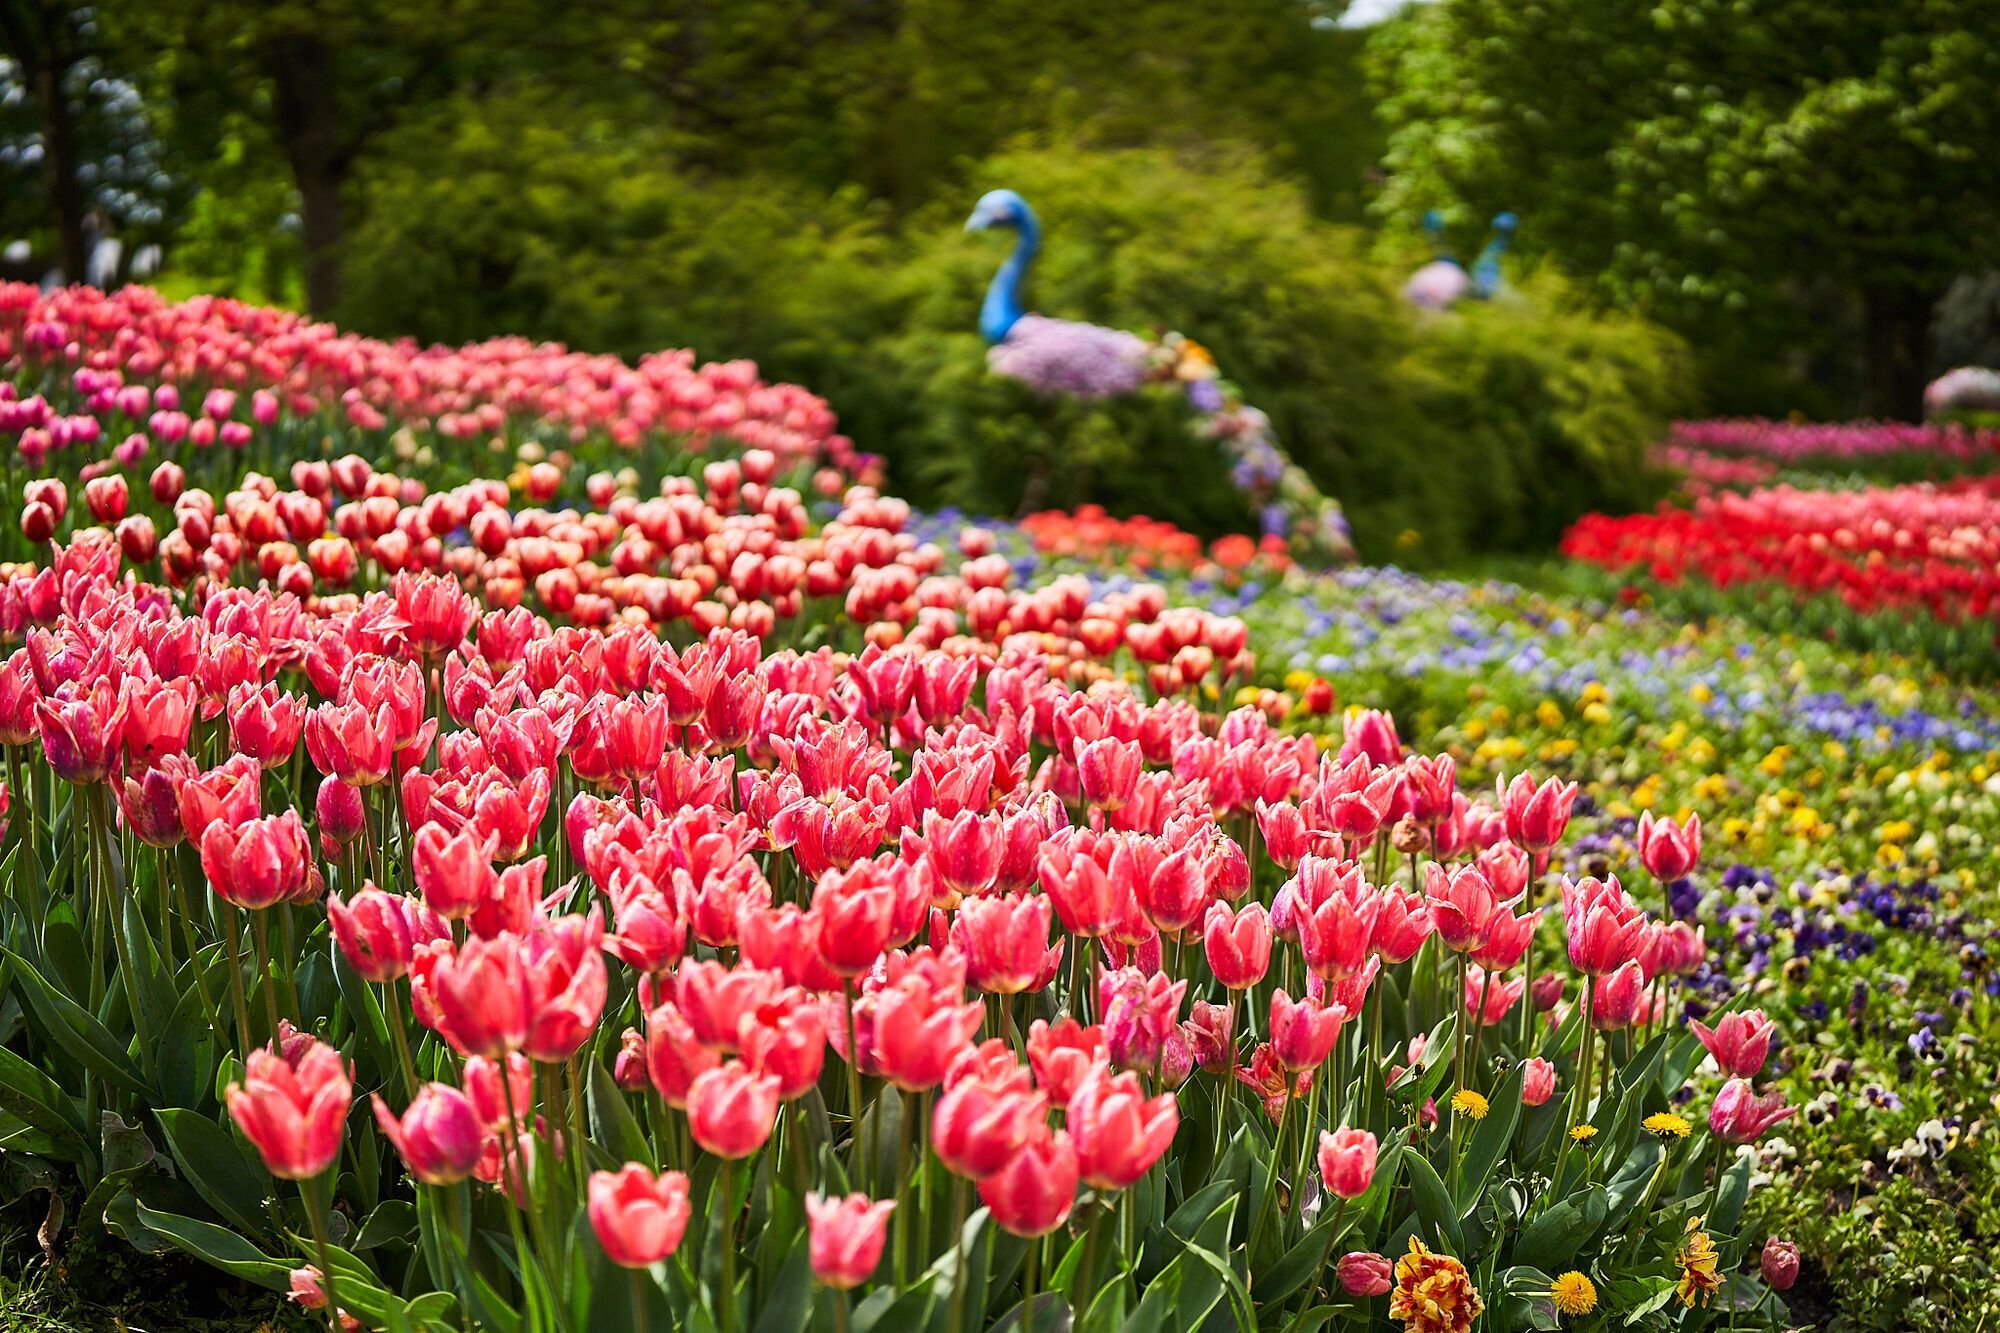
805,1193,895,1289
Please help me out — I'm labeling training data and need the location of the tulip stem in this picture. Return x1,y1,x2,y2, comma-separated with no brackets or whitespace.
946,1174,969,1333
893,1089,916,1285
9,746,44,929
842,981,868,1190
1022,1230,1037,1333
1247,1086,1289,1288
383,980,421,1095
629,1266,648,1333
1295,1061,1320,1224
300,1171,344,1333
169,850,218,1031
1299,1197,1349,1314
91,785,159,1086
832,1288,850,1333
717,1159,738,1333
253,907,283,1041
221,901,255,1060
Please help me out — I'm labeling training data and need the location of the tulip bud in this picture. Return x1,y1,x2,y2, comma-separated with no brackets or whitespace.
150,460,185,505
1760,1237,1800,1291
1520,1056,1558,1107
1317,1127,1377,1199
371,1084,482,1185
20,500,55,544
1337,1251,1393,1297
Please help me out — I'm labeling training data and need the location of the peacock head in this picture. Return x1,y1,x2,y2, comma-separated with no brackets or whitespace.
965,189,1036,234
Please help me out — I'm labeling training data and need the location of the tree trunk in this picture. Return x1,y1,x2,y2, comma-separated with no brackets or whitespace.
1861,287,1935,421
2,0,88,281
265,33,352,316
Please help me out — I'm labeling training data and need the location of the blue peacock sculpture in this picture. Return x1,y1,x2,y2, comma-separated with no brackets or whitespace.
964,189,1354,564
1403,209,1517,311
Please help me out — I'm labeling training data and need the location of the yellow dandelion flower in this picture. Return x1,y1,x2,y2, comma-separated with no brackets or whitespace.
1450,1089,1489,1121
1550,1271,1597,1317
1643,1112,1691,1141
1568,1124,1598,1144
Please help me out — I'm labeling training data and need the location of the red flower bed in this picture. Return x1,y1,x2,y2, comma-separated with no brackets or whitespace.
1561,478,2000,625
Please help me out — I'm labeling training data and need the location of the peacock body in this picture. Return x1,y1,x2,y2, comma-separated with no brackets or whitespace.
965,189,1353,564
1403,209,1516,310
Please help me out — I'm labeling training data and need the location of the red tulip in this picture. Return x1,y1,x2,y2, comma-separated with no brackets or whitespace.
1688,1009,1776,1079
430,935,531,1058
117,766,184,847
175,754,261,843
1424,862,1504,953
588,1163,692,1267
1761,1237,1800,1291
1077,736,1141,811
687,1062,781,1159
811,862,899,976
1203,901,1271,990
328,885,420,983
521,912,607,1062
805,1193,895,1289
1637,810,1702,882
1268,989,1345,1072
372,1084,482,1185
1561,875,1650,976
645,1003,720,1108
1038,840,1122,938
1498,773,1577,852
1708,1078,1795,1144
1068,1067,1177,1191
1317,1126,1378,1199
870,977,983,1093
1337,709,1402,767
225,1037,351,1180
1590,960,1647,1031
952,892,1060,995
979,1128,1079,1237
412,824,499,922
932,1073,1046,1180
201,811,309,910
1520,1057,1558,1107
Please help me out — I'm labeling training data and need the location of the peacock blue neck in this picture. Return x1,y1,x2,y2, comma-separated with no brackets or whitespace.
979,204,1039,345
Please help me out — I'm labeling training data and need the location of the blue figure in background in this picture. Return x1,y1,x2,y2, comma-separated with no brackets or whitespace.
964,188,1354,563
1404,209,1517,310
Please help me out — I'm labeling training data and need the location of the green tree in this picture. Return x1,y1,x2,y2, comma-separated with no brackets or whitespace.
1369,0,2000,416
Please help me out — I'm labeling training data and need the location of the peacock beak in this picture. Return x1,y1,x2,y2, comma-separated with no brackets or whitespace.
964,210,994,233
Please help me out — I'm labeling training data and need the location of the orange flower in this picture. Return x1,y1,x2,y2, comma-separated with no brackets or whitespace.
1389,1235,1484,1333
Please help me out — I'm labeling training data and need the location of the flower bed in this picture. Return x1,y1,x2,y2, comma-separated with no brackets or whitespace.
0,288,1973,1333
1561,478,2000,674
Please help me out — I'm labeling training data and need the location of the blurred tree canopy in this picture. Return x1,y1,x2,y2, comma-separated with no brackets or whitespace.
1369,0,2000,417
7,0,1992,546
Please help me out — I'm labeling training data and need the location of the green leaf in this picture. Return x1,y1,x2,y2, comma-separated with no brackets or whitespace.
587,1059,651,1169
852,1272,936,1333
2,945,148,1096
353,1199,419,1250
0,1045,89,1163
750,1241,812,1333
1403,1150,1462,1253
1455,1063,1525,1210
134,1202,291,1291
154,1107,273,1241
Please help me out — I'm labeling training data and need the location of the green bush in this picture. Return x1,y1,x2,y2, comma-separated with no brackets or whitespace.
339,105,1692,561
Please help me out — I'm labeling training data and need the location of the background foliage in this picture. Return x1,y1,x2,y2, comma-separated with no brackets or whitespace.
2,0,1995,544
